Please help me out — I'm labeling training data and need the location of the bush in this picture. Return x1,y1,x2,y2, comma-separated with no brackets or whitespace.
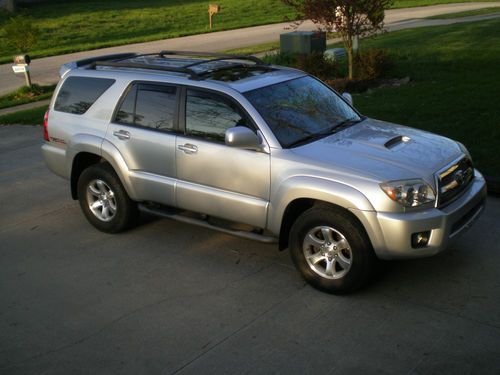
354,48,393,80
2,16,39,54
264,51,340,81
294,52,340,81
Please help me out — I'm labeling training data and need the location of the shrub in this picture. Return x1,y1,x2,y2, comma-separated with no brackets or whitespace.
264,51,340,81
354,48,393,80
2,16,39,54
294,52,340,81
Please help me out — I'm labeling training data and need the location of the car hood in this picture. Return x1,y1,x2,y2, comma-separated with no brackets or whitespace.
290,118,462,182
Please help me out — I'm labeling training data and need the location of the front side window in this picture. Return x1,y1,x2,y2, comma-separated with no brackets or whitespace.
244,76,361,148
115,83,177,131
185,89,250,142
55,76,115,115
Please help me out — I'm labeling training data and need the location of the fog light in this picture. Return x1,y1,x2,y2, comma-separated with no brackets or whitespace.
412,231,431,248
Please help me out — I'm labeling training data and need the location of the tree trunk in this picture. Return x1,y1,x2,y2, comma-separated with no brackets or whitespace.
4,0,16,12
347,45,353,80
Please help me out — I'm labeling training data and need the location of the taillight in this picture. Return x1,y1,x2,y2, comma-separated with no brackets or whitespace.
43,109,49,141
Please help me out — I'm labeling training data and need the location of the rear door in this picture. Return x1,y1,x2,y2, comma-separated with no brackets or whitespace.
106,82,179,205
175,87,270,228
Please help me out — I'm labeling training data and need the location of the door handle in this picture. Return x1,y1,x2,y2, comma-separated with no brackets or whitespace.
113,130,131,140
178,143,198,154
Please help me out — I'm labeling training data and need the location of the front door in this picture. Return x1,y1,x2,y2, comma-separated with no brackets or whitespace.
106,82,179,206
175,88,270,228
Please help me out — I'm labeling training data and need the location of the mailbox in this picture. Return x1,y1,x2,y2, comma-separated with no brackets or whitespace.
12,54,32,87
208,4,220,30
14,55,31,65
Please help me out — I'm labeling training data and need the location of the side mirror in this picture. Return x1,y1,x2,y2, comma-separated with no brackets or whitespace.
225,127,262,150
342,92,353,106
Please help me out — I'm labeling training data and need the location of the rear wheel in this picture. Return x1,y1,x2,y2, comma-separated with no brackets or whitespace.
289,206,376,294
77,163,137,233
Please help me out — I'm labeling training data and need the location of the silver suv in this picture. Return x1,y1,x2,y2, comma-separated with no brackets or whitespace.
42,51,487,293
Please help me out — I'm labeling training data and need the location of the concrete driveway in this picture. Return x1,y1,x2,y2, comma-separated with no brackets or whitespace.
1,125,500,374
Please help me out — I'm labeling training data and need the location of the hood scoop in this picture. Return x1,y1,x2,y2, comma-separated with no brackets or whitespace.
384,135,411,150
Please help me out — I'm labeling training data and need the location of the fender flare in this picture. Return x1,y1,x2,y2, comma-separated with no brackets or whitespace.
267,175,375,235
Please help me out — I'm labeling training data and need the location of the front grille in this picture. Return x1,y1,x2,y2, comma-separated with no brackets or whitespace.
436,157,474,207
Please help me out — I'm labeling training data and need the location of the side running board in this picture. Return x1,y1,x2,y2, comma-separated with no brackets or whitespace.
138,204,277,244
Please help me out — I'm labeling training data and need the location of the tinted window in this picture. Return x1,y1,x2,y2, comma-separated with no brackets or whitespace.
115,84,177,131
186,89,249,142
115,85,136,125
55,76,115,115
245,76,360,148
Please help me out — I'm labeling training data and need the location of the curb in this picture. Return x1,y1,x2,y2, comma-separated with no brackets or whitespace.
0,99,51,116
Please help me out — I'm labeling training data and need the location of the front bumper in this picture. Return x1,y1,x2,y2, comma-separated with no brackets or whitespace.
356,170,487,260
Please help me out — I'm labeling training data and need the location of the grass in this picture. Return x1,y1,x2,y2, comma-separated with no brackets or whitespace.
225,41,280,56
1,0,498,63
426,6,500,18
0,84,55,110
0,105,47,125
351,19,500,177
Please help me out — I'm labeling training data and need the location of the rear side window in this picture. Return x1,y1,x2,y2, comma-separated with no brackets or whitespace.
115,83,177,131
55,76,115,115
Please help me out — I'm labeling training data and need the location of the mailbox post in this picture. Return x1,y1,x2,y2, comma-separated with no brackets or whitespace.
208,4,220,31
12,54,32,87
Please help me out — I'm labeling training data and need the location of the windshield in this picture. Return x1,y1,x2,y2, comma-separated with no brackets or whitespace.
244,76,361,148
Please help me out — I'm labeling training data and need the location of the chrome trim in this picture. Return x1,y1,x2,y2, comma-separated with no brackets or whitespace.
434,155,473,208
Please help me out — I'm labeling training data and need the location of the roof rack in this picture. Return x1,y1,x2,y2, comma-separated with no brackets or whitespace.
92,60,202,79
90,50,270,80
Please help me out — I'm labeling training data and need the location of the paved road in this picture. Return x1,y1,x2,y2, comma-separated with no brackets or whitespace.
1,2,500,95
1,125,500,374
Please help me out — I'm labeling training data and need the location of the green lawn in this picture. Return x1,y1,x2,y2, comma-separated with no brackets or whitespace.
352,19,500,177
0,84,55,110
1,0,498,63
0,105,47,125
426,6,500,18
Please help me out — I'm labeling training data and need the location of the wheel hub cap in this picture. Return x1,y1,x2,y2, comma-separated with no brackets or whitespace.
302,226,353,280
86,179,117,222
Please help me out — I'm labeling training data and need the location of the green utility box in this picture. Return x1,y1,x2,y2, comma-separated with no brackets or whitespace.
280,31,326,54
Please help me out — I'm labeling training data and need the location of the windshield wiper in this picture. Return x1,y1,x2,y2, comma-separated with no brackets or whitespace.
333,117,364,132
286,131,332,148
286,117,365,148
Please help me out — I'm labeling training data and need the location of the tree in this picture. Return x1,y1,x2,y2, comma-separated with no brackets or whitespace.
283,0,393,79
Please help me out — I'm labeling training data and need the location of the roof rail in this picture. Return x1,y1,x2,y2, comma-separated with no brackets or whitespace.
92,60,201,79
157,50,267,66
88,50,270,80
59,53,138,77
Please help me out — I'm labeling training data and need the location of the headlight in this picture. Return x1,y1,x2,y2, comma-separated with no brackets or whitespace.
380,179,436,208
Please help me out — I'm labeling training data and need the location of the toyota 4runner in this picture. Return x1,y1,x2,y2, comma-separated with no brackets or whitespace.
42,51,487,293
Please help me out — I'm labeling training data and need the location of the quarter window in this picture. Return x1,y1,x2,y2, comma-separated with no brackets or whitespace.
55,76,115,115
115,83,177,131
185,89,250,142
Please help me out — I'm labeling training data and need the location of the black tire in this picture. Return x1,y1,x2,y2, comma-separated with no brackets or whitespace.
289,206,376,294
77,163,138,233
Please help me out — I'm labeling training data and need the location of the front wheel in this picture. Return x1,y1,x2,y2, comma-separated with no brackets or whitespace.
289,206,376,294
77,163,138,233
